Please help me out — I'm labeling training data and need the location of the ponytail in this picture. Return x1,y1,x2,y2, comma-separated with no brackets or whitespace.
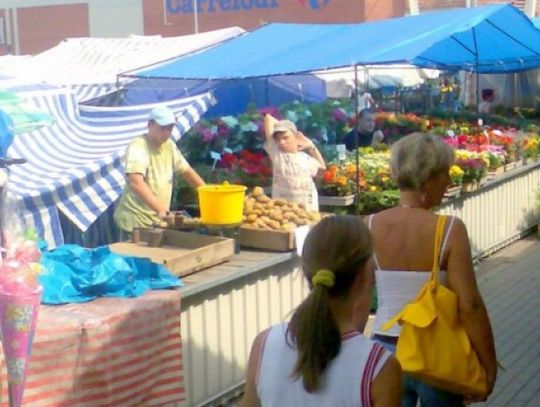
287,270,341,393
285,215,373,393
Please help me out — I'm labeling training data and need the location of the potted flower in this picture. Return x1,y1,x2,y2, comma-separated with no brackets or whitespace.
445,165,463,197
482,149,505,176
317,164,355,207
455,150,488,192
522,136,540,164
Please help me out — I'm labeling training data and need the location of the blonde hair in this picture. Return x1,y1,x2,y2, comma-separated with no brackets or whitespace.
391,132,454,191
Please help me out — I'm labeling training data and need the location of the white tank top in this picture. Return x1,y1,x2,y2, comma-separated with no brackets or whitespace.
257,323,390,407
368,215,455,337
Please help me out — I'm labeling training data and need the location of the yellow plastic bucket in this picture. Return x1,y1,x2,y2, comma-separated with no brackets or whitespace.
197,183,247,225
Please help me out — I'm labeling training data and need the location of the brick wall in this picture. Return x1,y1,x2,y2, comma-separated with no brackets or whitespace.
418,0,466,10
143,0,405,37
17,4,89,55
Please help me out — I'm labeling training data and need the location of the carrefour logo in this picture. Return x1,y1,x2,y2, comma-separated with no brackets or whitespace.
166,0,331,14
298,0,331,9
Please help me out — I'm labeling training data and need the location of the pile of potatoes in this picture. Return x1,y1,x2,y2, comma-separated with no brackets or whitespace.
242,187,322,231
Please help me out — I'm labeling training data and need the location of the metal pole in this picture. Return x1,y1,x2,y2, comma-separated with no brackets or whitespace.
354,65,360,215
193,0,199,33
472,27,480,122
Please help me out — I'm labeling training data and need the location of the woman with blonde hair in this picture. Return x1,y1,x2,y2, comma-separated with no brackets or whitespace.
243,215,401,406
367,133,497,406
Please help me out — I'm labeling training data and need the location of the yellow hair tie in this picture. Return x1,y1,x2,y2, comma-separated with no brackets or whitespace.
312,269,335,288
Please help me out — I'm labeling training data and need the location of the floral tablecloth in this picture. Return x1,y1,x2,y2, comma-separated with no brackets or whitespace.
0,290,184,406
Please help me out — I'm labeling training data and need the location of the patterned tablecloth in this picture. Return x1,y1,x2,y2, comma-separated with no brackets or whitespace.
0,290,184,406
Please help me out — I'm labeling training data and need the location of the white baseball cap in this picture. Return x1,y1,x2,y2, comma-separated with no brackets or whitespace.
149,106,177,126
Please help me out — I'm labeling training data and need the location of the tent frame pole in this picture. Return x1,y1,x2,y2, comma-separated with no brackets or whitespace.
354,65,360,215
472,27,480,123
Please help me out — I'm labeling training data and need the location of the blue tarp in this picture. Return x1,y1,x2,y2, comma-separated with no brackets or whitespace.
532,16,540,29
131,4,540,80
88,75,326,118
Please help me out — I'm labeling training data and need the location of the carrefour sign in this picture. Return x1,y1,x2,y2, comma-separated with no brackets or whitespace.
166,0,331,13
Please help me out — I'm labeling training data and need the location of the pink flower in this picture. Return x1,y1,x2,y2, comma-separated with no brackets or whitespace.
331,108,347,123
201,128,214,142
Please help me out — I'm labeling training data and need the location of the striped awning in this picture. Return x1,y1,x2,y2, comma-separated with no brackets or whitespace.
0,28,244,102
4,84,214,247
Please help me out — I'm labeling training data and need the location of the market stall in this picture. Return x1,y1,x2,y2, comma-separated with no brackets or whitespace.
175,158,540,406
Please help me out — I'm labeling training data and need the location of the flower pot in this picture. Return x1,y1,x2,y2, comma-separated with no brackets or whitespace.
478,177,488,188
462,183,478,193
444,185,461,198
319,194,355,207
504,162,516,172
488,166,505,176
514,159,523,169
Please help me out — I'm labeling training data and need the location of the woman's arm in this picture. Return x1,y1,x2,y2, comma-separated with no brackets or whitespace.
242,330,269,407
264,114,278,141
446,218,497,397
297,131,325,170
371,356,402,407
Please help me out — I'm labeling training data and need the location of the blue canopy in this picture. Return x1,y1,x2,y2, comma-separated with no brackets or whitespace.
532,16,540,29
131,4,540,80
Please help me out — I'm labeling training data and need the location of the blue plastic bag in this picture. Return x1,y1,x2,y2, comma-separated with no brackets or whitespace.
38,244,182,304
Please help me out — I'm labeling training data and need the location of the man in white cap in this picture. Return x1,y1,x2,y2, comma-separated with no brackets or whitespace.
114,106,205,238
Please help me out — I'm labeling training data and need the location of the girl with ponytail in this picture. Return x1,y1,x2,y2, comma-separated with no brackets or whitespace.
243,215,401,406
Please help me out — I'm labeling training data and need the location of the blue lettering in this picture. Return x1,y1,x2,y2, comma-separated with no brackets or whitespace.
166,0,181,13
167,0,278,13
241,0,254,9
220,0,232,11
182,0,194,12
207,0,217,11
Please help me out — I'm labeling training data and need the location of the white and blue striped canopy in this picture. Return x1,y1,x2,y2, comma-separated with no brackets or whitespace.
4,83,214,247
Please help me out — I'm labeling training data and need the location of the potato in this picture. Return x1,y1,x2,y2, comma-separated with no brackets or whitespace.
273,199,287,206
246,214,257,223
281,223,295,232
256,194,270,204
252,186,264,197
283,211,295,221
309,212,321,222
246,209,262,216
254,202,265,210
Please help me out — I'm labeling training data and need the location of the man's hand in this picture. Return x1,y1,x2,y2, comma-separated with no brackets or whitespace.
371,130,384,145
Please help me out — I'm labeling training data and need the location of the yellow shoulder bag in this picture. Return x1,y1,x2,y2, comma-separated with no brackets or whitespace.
382,215,487,396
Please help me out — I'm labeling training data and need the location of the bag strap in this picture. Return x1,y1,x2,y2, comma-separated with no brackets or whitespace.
381,214,448,332
430,215,447,287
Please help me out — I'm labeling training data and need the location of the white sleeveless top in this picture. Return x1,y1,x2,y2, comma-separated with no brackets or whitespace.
257,323,390,407
368,215,456,337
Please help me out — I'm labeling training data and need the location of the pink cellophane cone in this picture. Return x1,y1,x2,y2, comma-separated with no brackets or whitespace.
0,287,41,407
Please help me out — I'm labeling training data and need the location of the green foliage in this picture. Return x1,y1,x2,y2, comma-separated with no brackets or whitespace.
357,190,400,215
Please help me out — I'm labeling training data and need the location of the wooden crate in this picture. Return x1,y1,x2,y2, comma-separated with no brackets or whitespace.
110,229,235,277
238,227,296,252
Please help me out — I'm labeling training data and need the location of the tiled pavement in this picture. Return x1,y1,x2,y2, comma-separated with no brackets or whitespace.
473,234,540,407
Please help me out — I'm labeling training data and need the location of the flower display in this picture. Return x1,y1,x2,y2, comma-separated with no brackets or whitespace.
522,136,540,159
174,97,539,211
449,165,464,186
219,150,272,188
317,164,354,197
454,150,488,184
